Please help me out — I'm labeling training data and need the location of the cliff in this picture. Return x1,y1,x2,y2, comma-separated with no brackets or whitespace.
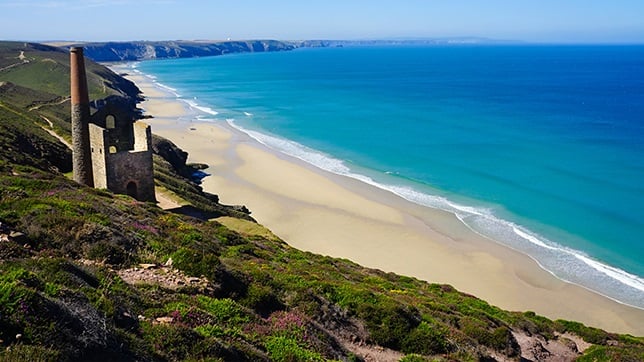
75,40,296,62
0,40,643,361
67,39,521,63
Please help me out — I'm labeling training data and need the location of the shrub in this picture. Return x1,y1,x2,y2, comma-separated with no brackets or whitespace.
402,321,452,355
267,310,308,341
460,317,518,356
241,284,283,317
557,320,609,345
577,345,644,362
399,354,431,362
358,301,421,350
142,323,202,361
197,296,250,325
85,240,127,265
264,336,324,362
170,247,220,279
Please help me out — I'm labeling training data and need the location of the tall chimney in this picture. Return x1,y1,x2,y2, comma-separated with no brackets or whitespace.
70,47,93,186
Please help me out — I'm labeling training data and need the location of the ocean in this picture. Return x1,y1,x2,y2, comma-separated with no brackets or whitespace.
133,45,644,309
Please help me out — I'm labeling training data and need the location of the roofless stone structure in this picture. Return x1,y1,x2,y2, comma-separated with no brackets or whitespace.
70,47,155,202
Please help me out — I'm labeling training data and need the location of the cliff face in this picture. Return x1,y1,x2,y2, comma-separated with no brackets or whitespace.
78,40,296,62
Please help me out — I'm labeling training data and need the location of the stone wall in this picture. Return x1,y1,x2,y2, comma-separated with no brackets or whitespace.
88,123,108,189
105,147,155,202
88,121,155,202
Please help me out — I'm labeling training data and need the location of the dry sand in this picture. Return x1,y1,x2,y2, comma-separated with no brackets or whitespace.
120,66,644,336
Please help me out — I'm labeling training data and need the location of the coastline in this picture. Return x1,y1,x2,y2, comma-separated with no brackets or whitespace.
117,65,644,336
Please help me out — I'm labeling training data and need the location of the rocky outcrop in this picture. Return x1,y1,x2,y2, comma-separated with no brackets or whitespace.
151,134,189,177
78,40,296,62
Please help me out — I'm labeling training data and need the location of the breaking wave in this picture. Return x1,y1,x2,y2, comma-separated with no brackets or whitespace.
226,119,644,310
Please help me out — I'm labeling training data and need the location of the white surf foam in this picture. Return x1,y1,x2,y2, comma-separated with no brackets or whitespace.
226,119,644,309
184,99,219,116
575,254,644,292
114,68,644,310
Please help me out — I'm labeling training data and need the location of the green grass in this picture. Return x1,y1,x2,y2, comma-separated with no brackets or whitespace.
1,41,136,100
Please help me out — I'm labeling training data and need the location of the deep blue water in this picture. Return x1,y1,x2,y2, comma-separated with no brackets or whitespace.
134,45,644,308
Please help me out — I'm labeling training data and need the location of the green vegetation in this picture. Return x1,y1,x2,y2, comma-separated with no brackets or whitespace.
0,41,139,100
0,40,643,361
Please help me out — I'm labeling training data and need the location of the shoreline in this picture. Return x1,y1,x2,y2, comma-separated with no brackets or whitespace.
115,64,644,336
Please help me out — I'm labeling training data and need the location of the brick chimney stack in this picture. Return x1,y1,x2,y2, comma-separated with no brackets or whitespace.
70,47,93,186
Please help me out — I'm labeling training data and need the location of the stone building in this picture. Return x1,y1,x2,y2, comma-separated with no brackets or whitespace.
70,47,155,202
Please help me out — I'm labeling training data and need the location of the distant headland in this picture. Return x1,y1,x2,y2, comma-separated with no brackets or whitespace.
51,37,520,62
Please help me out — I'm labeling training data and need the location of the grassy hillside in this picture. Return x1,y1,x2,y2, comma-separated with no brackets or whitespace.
0,42,139,100
0,82,72,173
0,41,643,361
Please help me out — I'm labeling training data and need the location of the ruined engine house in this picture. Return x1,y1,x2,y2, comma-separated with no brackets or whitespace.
70,47,155,202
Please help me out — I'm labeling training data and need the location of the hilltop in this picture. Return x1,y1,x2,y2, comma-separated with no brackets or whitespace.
1,40,643,361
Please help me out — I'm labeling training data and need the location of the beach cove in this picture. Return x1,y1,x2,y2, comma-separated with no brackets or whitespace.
111,63,644,336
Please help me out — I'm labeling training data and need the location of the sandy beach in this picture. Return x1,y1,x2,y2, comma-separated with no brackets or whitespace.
119,66,644,336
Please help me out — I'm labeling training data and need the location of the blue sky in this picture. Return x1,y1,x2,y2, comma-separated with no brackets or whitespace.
2,0,644,43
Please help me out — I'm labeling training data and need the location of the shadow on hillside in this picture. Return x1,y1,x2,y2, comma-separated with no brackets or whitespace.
165,205,220,221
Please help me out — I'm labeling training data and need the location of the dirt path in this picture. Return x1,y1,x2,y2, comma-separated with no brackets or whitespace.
39,116,71,149
0,51,29,72
28,96,70,111
155,189,184,210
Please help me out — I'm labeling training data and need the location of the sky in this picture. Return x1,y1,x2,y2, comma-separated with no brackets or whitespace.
2,0,644,44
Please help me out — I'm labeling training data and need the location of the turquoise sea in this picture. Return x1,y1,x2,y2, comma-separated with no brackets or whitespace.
134,45,644,309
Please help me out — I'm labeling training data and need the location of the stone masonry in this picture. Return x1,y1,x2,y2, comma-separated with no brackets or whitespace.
70,47,155,202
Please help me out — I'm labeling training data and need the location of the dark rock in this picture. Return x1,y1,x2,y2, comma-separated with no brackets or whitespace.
152,135,189,175
232,205,251,215
9,231,28,244
114,308,138,331
198,192,218,204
